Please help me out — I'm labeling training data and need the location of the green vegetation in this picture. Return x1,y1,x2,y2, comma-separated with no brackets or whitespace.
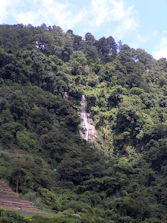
0,24,167,222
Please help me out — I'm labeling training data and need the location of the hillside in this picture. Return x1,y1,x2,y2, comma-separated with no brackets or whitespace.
0,24,167,222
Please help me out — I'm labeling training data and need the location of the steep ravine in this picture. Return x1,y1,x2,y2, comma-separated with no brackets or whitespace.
80,95,96,142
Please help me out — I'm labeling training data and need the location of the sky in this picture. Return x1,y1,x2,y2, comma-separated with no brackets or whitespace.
0,0,167,59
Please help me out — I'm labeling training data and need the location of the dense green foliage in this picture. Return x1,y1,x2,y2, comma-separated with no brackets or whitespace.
0,24,167,222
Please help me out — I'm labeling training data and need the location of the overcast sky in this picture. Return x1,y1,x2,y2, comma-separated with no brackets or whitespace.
0,0,167,59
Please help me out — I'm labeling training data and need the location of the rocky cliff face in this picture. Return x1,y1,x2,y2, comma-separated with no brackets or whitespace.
80,95,96,142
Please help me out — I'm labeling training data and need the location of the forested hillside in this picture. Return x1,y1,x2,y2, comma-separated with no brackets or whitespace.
0,24,167,222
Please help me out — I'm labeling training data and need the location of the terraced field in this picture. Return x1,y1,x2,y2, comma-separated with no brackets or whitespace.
0,180,37,211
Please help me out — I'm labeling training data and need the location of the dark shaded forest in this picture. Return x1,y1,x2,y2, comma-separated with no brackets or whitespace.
0,24,167,223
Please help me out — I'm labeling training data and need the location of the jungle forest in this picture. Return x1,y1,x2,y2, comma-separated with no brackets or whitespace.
0,24,167,223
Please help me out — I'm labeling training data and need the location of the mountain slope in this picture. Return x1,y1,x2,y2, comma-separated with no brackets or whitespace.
0,24,167,222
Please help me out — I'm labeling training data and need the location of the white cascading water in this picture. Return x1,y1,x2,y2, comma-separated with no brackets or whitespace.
81,95,89,141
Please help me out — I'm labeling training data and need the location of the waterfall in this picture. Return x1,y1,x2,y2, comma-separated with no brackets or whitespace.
63,93,95,141
81,95,89,141
80,95,96,142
